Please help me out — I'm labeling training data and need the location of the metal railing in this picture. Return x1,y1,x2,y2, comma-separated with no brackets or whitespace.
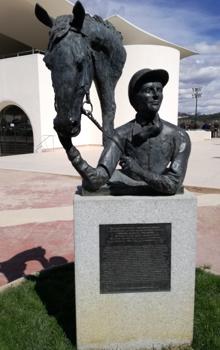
35,135,55,153
0,49,45,60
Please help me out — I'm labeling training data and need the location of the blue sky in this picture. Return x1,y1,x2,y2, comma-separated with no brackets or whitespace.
70,0,220,114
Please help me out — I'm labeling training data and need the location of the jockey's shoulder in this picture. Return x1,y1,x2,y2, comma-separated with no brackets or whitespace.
161,118,191,144
115,119,135,138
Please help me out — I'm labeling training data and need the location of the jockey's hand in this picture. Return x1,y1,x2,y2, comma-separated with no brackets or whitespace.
119,155,144,177
53,116,72,151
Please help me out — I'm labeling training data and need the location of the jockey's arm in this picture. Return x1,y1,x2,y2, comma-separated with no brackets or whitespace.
66,145,109,191
56,125,125,191
55,121,110,191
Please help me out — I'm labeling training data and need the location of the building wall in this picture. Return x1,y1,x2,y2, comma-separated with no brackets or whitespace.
0,54,41,151
37,55,61,150
0,53,61,151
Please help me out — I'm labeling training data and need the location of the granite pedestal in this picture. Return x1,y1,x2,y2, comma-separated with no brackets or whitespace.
74,192,197,350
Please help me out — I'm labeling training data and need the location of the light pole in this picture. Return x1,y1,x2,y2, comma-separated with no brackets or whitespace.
192,87,202,119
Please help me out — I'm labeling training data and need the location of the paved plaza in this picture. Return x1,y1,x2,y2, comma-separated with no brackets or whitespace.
0,139,220,287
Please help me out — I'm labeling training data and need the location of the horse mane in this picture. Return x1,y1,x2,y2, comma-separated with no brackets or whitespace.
47,15,72,51
92,15,123,41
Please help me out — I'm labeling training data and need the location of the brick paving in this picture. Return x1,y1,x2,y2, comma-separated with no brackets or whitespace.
197,206,220,275
0,169,77,210
0,221,74,285
0,169,79,286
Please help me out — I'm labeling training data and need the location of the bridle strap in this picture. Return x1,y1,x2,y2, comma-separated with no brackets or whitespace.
69,27,87,38
81,92,124,153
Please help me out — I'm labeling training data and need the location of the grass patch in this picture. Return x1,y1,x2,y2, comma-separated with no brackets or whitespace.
0,265,219,350
192,268,220,350
0,263,76,350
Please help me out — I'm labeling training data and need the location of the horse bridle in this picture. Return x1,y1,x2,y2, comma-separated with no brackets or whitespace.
81,92,123,152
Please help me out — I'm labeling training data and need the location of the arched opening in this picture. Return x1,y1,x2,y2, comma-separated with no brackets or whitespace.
0,105,33,156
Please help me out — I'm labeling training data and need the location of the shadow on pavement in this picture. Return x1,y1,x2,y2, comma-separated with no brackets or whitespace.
0,246,68,282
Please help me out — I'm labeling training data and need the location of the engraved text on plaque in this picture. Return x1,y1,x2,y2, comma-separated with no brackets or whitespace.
100,223,171,293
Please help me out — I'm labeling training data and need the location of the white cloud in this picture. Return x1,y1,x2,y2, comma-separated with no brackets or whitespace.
194,42,220,54
179,41,220,114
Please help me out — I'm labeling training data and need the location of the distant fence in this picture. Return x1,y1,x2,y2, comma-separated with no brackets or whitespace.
0,49,45,60
178,120,220,138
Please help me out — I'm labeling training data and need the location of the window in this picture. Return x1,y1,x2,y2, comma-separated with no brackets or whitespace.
0,105,33,156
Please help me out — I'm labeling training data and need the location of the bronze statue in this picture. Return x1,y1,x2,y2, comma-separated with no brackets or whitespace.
56,68,191,196
35,1,126,144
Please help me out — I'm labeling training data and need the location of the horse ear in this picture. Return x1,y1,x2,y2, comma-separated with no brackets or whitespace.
35,3,54,28
71,1,85,31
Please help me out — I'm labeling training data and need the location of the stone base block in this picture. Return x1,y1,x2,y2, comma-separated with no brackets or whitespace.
74,192,197,350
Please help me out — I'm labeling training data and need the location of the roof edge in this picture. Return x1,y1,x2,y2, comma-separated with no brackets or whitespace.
107,15,197,59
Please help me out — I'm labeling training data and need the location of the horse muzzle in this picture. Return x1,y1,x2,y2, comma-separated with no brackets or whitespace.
69,119,81,137
54,116,81,137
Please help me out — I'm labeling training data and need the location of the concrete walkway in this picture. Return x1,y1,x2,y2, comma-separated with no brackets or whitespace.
0,139,220,286
0,146,101,177
0,139,219,188
0,206,73,227
184,138,220,189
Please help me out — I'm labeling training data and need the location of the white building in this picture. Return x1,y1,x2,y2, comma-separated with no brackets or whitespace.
0,0,195,155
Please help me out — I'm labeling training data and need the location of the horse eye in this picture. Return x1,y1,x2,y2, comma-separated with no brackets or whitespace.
77,62,83,72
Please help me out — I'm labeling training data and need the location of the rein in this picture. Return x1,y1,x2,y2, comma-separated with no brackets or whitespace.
81,93,123,153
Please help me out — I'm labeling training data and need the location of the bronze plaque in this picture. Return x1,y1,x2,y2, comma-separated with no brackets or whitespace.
100,223,171,294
